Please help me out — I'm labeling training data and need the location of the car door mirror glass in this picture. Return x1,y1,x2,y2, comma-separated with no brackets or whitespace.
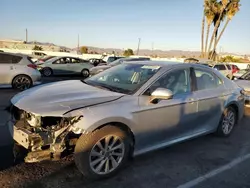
150,88,173,103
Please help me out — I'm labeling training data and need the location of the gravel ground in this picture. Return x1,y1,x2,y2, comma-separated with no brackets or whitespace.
0,77,250,188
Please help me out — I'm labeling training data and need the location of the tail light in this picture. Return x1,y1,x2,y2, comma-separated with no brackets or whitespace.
27,64,37,69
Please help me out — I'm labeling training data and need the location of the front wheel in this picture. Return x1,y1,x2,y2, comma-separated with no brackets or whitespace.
74,126,131,180
216,106,237,137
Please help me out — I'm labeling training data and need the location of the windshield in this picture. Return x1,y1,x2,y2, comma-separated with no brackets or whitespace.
84,63,161,94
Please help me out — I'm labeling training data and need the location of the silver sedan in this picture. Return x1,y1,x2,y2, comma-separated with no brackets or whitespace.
10,61,244,179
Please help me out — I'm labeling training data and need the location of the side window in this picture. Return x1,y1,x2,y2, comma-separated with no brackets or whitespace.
147,69,190,95
0,54,22,64
53,58,69,64
194,69,222,90
214,65,226,70
71,58,80,63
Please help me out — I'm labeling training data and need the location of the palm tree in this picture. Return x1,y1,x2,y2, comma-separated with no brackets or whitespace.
211,1,226,60
201,0,207,57
211,0,240,58
204,10,215,57
207,0,230,59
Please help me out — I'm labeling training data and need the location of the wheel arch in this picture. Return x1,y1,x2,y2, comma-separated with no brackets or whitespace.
93,121,135,157
225,101,239,122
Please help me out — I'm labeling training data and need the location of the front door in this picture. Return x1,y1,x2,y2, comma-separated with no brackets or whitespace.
134,68,198,152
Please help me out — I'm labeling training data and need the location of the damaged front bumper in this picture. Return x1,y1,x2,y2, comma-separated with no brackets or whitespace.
10,106,85,163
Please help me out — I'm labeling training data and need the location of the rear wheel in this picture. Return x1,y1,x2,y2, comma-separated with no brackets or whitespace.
81,69,89,78
12,75,32,90
216,106,237,137
74,126,131,180
42,67,53,77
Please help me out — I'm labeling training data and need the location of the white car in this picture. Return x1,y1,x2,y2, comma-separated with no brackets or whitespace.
212,63,234,80
0,52,41,90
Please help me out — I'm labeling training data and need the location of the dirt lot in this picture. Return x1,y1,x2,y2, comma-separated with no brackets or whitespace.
0,77,250,188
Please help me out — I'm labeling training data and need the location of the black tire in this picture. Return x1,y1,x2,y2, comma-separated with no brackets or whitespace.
81,69,89,78
216,106,237,137
74,125,131,180
42,67,53,77
12,75,32,90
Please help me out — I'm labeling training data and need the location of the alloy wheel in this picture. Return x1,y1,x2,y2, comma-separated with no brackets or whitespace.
82,70,89,77
43,68,52,76
89,135,125,175
13,76,31,90
222,110,235,135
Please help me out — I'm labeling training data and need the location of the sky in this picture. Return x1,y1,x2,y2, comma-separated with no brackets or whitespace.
0,0,249,54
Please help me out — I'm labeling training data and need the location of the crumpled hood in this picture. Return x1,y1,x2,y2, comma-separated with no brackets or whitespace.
11,80,124,116
234,80,250,91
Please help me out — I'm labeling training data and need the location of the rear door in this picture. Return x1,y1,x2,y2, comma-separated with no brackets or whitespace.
0,53,22,84
192,67,226,132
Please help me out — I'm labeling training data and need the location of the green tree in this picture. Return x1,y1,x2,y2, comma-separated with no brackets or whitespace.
123,49,134,56
80,46,88,54
32,45,43,51
220,55,239,62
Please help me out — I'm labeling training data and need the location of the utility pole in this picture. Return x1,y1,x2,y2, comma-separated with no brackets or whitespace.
77,34,80,53
137,38,141,55
25,28,28,43
151,42,154,55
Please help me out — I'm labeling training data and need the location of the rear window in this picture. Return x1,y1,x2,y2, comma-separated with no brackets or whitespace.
0,53,22,64
214,64,226,70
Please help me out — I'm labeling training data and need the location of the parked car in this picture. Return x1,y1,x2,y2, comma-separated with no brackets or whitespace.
35,55,55,64
88,58,107,66
231,64,240,74
234,68,249,78
38,56,94,77
234,70,250,107
90,57,151,76
0,52,41,90
212,63,234,79
10,61,244,179
102,55,124,64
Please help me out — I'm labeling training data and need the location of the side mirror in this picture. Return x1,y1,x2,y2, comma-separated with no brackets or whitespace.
150,88,173,103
